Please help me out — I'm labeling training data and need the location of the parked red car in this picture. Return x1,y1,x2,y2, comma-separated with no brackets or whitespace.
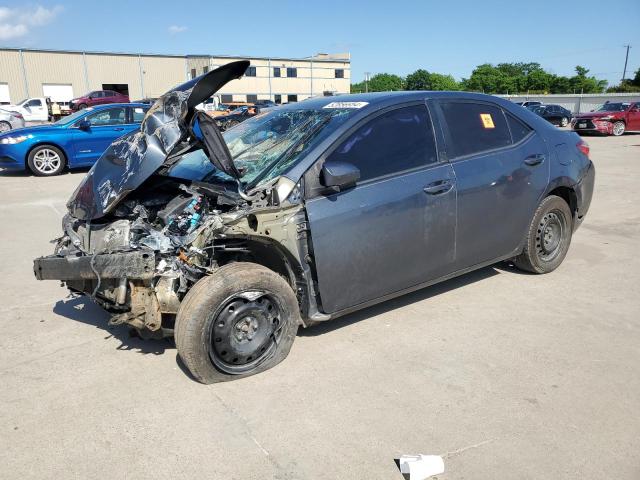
69,90,129,111
571,101,640,136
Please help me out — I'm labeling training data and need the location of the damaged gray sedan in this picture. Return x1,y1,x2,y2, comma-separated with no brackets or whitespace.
34,61,595,383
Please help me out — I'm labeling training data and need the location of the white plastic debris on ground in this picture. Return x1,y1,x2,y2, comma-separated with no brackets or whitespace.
399,454,445,479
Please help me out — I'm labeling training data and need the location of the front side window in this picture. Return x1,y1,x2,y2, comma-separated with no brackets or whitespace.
85,107,127,126
440,102,511,158
27,99,42,107
326,104,437,182
287,67,297,78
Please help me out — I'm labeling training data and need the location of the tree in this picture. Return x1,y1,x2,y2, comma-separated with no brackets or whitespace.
367,73,404,92
569,65,607,93
406,69,459,91
405,69,431,90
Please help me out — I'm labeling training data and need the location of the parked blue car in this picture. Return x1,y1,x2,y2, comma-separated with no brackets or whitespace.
0,103,150,176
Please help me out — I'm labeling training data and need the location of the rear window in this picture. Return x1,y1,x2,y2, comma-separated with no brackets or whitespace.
505,112,532,143
440,102,512,158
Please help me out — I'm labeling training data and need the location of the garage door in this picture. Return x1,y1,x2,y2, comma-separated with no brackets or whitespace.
0,83,10,105
42,84,74,105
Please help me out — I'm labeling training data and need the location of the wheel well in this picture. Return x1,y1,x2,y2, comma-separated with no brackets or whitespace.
548,186,577,217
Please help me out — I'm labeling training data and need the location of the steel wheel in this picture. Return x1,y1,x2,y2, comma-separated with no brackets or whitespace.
32,148,62,174
536,210,567,262
612,121,625,136
208,291,284,374
0,121,11,132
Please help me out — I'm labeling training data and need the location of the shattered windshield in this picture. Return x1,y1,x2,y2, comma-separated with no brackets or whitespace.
166,108,352,187
596,103,629,112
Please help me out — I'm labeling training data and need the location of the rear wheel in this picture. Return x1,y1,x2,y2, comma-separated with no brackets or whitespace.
612,121,625,136
175,262,300,384
27,145,66,176
0,121,11,132
513,195,573,274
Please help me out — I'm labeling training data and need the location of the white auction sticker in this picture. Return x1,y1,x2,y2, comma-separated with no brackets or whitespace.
323,101,369,109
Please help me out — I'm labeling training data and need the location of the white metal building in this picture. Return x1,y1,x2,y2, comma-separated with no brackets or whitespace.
0,48,351,106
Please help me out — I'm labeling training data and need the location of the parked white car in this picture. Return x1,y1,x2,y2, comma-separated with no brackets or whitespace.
5,97,49,122
0,108,25,132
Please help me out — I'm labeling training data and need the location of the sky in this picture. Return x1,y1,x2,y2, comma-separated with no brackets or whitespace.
0,0,639,87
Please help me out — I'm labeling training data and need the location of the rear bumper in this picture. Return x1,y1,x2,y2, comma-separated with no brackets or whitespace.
573,160,595,231
33,250,156,281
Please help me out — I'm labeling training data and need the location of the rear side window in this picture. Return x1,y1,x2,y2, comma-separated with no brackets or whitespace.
440,102,511,158
326,104,437,182
505,112,532,143
131,106,148,123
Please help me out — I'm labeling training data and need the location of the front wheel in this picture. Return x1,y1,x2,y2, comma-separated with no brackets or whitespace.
513,195,573,274
27,145,66,176
175,262,300,384
612,121,625,136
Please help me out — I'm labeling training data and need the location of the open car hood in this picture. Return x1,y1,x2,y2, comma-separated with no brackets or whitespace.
66,60,249,220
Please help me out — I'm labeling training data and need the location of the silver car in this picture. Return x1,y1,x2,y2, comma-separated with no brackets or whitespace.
0,108,25,132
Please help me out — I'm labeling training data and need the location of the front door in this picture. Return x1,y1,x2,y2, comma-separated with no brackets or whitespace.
436,100,549,270
628,103,640,130
22,98,47,121
71,106,129,165
305,104,457,314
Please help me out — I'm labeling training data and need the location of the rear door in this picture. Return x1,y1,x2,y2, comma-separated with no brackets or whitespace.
305,103,457,314
435,100,549,270
71,106,129,165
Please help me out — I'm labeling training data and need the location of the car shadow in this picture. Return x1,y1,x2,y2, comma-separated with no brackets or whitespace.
53,296,173,355
51,265,506,358
299,265,501,337
0,166,91,177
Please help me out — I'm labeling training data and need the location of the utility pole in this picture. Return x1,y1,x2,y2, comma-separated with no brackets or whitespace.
622,44,631,81
364,72,371,93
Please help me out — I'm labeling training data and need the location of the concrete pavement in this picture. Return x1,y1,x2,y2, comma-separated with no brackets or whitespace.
0,134,639,479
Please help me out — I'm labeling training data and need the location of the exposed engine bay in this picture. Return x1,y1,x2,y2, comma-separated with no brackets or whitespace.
36,173,313,338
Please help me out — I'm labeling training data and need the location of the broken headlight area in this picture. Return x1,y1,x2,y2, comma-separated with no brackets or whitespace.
35,177,278,338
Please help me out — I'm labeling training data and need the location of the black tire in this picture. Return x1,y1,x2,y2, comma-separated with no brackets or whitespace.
175,262,300,384
513,195,573,274
560,117,568,127
77,103,88,110
27,144,66,176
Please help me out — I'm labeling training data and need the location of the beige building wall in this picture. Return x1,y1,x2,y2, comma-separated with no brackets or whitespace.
0,48,350,105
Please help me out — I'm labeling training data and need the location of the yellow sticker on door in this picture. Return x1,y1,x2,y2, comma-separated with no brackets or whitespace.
480,113,495,129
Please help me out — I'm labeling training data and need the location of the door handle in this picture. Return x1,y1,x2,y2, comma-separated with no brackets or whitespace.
423,180,453,195
113,127,124,131
524,154,545,166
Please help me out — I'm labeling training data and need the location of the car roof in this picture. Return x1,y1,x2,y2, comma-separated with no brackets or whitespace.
83,102,148,110
282,91,523,112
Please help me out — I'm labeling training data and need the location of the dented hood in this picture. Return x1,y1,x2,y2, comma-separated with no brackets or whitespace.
66,60,249,220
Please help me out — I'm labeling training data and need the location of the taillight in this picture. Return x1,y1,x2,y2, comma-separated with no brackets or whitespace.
577,140,590,158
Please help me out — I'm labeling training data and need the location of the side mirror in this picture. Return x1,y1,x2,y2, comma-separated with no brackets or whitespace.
321,160,360,189
77,119,91,130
